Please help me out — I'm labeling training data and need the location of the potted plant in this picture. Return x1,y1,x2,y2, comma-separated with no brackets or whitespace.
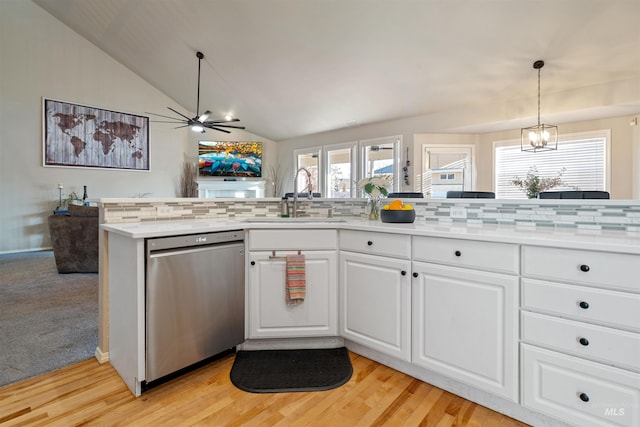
357,176,391,219
511,166,568,199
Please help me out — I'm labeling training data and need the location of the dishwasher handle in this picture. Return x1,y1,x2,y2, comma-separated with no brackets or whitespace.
148,241,243,259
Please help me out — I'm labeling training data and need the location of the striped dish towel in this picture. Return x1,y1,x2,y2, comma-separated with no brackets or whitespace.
286,254,306,304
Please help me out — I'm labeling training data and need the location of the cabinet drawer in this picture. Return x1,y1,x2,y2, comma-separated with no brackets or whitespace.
521,311,640,372
249,229,336,251
339,230,410,259
522,278,640,331
412,236,518,274
522,344,640,427
522,246,640,293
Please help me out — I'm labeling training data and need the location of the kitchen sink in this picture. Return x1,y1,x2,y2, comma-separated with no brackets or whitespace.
243,217,346,223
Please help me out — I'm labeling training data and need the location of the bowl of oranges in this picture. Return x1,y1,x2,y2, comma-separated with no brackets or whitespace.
380,199,416,223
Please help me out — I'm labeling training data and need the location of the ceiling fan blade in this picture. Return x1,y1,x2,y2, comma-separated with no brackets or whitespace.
204,124,231,133
203,122,245,129
173,124,191,129
205,118,241,124
146,111,185,121
167,107,193,121
150,120,188,124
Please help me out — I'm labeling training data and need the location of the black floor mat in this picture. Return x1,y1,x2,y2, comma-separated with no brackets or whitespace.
230,347,353,393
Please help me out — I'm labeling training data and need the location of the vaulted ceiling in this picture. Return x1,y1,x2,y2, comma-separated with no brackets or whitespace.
33,0,640,141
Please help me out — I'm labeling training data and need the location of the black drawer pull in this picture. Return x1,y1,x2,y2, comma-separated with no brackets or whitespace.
579,264,590,272
579,337,590,346
579,393,590,402
401,270,407,276
412,272,418,278
367,240,373,246
454,250,461,257
579,301,590,309
250,261,255,266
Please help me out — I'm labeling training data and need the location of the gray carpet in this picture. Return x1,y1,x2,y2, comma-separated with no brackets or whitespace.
0,250,98,387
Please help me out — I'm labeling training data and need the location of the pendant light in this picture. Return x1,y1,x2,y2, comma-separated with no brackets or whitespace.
521,60,558,152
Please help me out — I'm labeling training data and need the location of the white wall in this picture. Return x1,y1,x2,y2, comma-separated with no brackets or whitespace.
0,1,274,253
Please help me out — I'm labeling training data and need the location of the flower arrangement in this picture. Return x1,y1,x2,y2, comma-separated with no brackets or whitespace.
358,176,391,219
511,166,568,199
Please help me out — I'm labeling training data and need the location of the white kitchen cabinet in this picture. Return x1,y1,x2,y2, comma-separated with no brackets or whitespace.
412,261,519,401
520,245,640,426
339,250,412,361
247,229,338,339
522,344,640,427
248,250,337,338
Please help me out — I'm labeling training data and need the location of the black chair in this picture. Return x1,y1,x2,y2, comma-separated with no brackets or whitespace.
387,192,424,198
446,191,495,199
538,191,610,199
284,192,322,198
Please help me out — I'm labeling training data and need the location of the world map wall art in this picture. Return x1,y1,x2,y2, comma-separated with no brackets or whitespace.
43,98,149,171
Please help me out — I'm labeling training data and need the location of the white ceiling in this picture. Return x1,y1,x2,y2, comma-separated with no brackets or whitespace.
33,0,640,141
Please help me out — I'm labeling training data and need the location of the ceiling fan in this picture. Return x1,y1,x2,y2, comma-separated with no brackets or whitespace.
146,51,245,134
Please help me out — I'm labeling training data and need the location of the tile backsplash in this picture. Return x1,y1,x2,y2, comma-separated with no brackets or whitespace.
101,198,640,232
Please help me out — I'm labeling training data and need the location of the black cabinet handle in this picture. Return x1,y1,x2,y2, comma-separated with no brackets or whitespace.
250,261,255,266
401,270,407,276
412,272,418,278
579,393,590,402
579,337,590,346
579,301,590,309
367,240,373,246
580,264,590,272
454,250,461,257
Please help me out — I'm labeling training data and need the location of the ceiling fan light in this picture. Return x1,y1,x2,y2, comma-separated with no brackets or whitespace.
191,124,204,133
198,110,211,122
225,114,233,121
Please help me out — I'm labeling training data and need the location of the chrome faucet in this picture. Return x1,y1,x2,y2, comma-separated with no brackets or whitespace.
292,167,313,217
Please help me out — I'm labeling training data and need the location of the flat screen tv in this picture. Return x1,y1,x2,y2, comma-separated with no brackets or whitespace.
198,141,262,178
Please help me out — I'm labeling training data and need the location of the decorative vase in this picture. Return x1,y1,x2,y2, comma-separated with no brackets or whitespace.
367,198,380,220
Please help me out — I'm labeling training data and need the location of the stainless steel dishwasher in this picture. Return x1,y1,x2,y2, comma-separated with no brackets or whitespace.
145,230,245,385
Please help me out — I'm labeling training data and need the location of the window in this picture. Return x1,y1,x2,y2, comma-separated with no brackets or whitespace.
292,136,401,198
294,147,321,194
494,130,609,199
325,142,356,198
360,136,400,194
421,145,475,198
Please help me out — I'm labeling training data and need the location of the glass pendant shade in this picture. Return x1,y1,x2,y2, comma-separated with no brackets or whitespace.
521,60,558,152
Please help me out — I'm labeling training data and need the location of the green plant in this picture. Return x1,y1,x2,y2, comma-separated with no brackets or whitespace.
357,176,391,199
511,166,568,199
62,191,83,208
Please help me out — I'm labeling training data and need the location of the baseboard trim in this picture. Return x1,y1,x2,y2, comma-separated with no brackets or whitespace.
239,337,345,351
95,346,109,363
0,247,53,255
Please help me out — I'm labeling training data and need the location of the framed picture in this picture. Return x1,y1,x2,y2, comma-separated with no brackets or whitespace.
198,141,262,177
43,98,149,171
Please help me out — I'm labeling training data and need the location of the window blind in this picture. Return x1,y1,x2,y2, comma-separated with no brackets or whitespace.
495,136,606,199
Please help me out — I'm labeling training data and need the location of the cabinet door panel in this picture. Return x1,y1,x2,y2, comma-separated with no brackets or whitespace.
340,251,411,361
522,344,640,427
248,251,337,338
412,262,518,401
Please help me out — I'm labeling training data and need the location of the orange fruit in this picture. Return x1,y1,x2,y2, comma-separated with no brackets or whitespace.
389,200,404,210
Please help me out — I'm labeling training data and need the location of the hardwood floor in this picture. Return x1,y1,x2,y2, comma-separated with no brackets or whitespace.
0,352,529,426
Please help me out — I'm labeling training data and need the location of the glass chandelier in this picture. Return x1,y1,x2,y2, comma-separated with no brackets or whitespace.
521,60,558,152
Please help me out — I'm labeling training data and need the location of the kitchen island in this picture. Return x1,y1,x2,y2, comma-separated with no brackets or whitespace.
100,210,640,427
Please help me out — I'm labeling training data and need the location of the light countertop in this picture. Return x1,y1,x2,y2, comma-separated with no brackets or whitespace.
101,217,640,254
